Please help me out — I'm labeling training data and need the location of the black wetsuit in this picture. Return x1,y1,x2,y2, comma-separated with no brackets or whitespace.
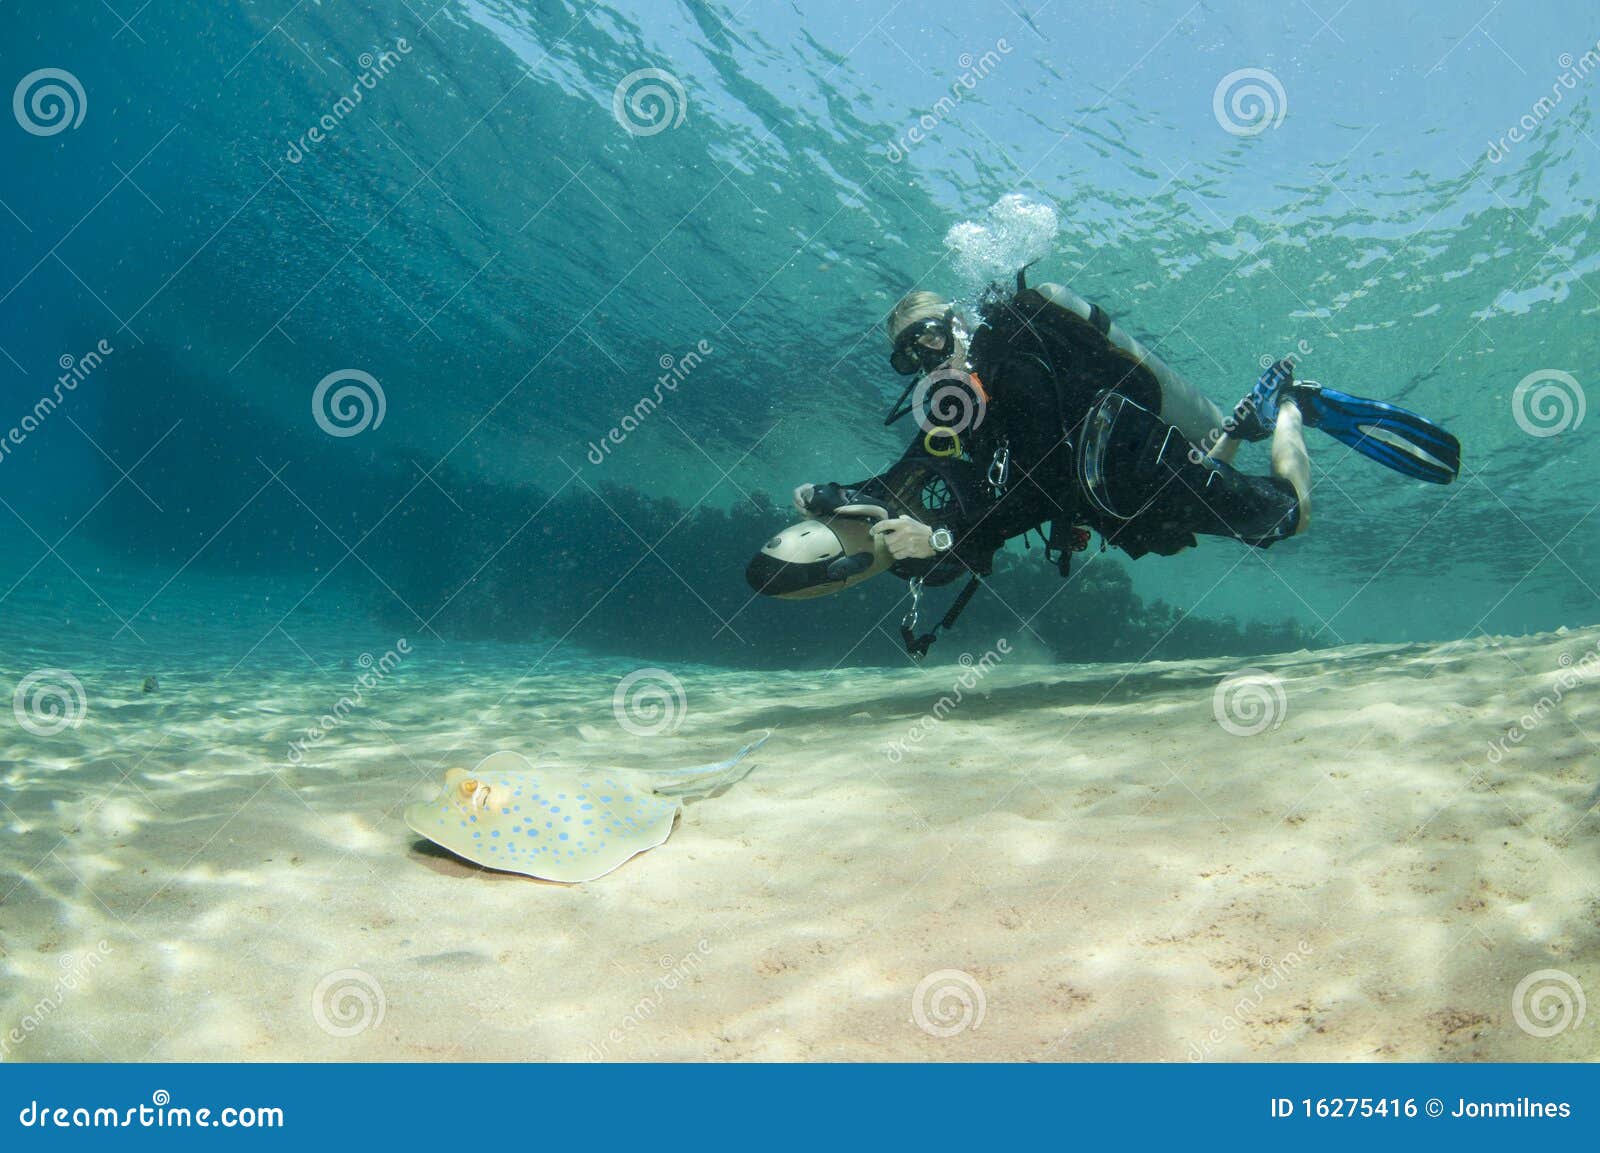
846,285,1300,588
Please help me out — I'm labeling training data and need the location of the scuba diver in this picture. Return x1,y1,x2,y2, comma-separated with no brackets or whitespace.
745,267,1461,658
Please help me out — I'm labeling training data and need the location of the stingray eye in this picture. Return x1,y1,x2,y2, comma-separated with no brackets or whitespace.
470,783,492,810
457,778,483,805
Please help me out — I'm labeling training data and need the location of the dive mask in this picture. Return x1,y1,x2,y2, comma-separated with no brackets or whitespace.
889,314,954,376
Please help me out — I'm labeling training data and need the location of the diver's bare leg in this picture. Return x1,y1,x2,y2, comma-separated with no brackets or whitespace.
1206,434,1243,464
1269,400,1311,534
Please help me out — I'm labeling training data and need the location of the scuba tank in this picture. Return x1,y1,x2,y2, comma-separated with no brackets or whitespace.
1010,270,1226,447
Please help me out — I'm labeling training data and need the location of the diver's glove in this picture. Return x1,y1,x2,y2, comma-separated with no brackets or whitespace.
794,482,887,521
870,517,940,560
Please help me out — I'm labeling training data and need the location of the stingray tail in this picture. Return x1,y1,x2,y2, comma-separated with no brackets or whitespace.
648,731,773,798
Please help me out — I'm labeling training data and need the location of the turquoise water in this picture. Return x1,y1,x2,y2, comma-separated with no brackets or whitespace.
3,0,1600,1065
3,2,1597,667
2,1,1596,662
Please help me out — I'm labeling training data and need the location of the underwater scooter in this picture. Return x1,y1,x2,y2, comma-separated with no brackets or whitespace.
742,460,990,660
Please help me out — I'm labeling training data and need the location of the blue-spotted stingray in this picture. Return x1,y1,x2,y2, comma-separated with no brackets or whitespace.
404,732,771,883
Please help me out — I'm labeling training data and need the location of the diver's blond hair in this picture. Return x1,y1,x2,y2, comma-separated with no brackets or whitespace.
885,290,950,343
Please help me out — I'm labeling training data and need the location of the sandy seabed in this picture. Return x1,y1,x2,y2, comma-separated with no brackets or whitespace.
2,624,1597,1062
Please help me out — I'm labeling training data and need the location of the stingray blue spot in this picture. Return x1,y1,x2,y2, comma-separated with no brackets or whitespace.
526,828,538,837
559,832,569,841
558,793,567,800
491,830,500,838
500,808,510,815
600,795,612,803
580,803,593,811
550,806,560,813
472,831,481,838
545,821,553,829
583,819,592,825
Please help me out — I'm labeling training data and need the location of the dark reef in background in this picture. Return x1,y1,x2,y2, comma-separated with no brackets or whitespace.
84,347,1313,667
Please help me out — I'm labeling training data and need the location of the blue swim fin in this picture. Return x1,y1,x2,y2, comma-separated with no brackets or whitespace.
1292,384,1461,485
